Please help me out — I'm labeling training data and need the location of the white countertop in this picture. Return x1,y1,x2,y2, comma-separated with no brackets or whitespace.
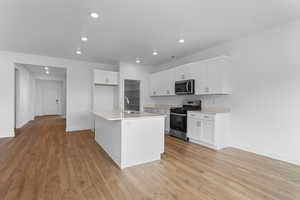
143,104,179,109
93,110,166,121
189,108,230,114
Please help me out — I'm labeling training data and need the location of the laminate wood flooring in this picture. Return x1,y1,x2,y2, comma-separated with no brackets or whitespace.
1,116,300,200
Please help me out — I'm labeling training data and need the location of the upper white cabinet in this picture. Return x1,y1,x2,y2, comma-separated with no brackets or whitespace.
149,56,232,97
175,64,192,81
94,69,119,85
150,68,175,96
191,56,233,95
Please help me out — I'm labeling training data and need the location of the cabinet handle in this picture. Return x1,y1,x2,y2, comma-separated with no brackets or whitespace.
190,114,195,117
181,74,185,80
167,90,170,94
204,116,209,118
205,87,209,92
153,91,156,95
105,78,109,83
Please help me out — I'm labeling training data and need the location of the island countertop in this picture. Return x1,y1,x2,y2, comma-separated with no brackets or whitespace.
93,110,166,121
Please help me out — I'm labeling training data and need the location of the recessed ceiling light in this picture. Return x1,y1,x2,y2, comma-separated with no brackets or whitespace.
81,37,88,42
136,59,141,64
44,67,49,70
76,50,82,55
46,70,49,74
179,39,185,43
153,51,158,55
90,12,99,19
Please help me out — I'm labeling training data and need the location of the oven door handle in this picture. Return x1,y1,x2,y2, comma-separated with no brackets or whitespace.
170,112,187,116
186,80,190,92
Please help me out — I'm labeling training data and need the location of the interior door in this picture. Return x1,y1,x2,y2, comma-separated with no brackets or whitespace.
36,80,62,116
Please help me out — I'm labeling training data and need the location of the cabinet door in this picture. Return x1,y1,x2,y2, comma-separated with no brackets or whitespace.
94,70,118,85
105,71,118,85
94,70,107,84
206,60,220,94
163,68,175,95
150,72,161,96
187,118,201,140
201,120,214,145
151,69,175,96
158,70,170,96
175,64,191,81
189,62,208,94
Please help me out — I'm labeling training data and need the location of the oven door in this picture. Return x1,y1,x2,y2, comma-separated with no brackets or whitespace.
175,80,194,95
170,112,187,132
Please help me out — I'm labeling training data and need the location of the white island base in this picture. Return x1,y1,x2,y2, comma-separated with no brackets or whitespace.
94,111,165,169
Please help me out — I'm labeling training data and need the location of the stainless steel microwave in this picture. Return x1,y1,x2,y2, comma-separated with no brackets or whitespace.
175,79,195,95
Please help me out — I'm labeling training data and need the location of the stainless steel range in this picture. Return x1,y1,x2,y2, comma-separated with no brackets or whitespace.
169,100,201,141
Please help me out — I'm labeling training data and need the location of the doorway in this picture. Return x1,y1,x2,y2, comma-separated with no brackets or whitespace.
14,63,67,136
14,68,19,129
35,80,64,116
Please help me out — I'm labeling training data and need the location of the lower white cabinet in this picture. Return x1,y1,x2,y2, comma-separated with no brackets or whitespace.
143,106,170,133
187,117,201,141
201,120,215,145
187,111,230,150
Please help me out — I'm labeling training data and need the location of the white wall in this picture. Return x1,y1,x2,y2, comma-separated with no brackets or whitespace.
14,64,34,128
119,62,153,111
152,19,300,165
93,85,117,111
0,51,116,137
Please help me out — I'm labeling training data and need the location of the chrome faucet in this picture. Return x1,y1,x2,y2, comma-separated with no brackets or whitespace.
125,96,130,105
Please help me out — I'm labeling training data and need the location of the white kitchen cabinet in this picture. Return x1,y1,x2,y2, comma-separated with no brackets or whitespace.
189,56,232,95
94,69,119,85
175,64,192,81
189,62,207,94
201,120,214,145
150,68,175,96
187,117,201,141
187,111,230,150
205,57,232,94
143,106,170,133
160,69,175,96
150,72,161,96
149,56,232,97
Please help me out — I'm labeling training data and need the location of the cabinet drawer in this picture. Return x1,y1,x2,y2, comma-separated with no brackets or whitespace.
188,112,202,119
188,112,215,120
199,114,215,121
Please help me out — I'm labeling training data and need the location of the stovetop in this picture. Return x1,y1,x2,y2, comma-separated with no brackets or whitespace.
170,106,201,114
170,100,202,114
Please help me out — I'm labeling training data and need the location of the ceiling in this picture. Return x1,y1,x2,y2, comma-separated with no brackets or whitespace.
21,64,66,76
1,0,300,66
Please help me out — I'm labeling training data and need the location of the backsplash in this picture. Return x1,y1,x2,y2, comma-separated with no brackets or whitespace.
150,94,231,109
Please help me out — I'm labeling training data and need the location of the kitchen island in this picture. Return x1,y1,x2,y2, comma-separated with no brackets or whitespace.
93,110,165,169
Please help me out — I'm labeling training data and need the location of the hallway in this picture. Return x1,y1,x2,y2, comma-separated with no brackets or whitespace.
0,116,300,200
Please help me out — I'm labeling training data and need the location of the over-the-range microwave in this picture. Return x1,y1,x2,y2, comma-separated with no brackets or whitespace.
175,79,195,95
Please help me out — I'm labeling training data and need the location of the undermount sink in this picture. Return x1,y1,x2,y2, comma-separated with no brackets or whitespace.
123,110,140,114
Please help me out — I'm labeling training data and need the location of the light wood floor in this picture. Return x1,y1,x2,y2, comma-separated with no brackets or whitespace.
1,116,300,200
